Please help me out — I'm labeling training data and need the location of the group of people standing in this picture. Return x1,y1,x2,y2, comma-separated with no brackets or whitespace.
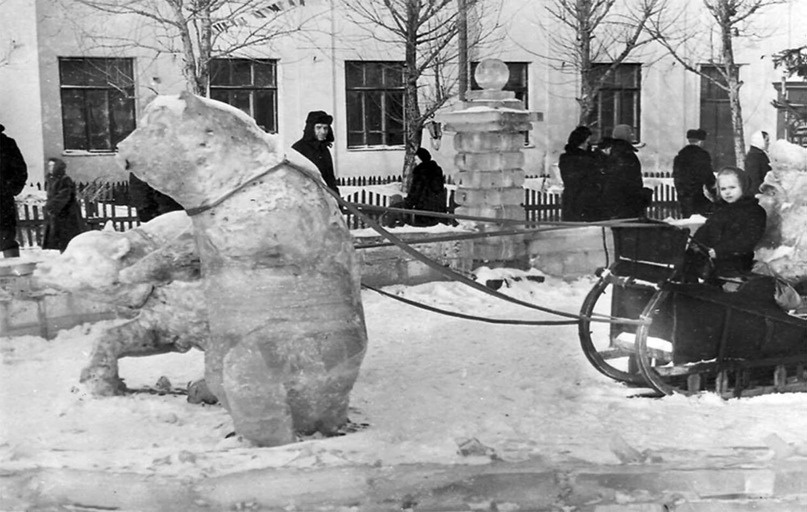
559,124,653,222
559,121,772,284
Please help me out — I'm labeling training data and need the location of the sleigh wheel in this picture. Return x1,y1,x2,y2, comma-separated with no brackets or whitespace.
579,277,647,385
634,289,691,396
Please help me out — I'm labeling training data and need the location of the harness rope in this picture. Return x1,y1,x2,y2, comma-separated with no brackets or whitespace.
317,178,650,326
179,160,656,327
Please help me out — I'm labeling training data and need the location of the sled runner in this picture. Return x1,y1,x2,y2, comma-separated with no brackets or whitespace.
579,220,807,397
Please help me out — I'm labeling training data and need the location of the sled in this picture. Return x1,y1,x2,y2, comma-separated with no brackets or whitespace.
579,220,807,398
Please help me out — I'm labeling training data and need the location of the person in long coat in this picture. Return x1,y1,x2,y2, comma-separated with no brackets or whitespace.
129,172,183,223
744,130,771,196
42,158,85,252
405,147,447,226
599,125,649,219
686,167,767,281
673,128,715,218
0,124,28,258
558,125,606,221
292,110,339,194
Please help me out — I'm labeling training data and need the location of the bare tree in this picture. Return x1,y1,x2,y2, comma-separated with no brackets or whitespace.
63,0,318,94
649,0,784,165
528,0,666,128
773,45,807,78
338,0,502,188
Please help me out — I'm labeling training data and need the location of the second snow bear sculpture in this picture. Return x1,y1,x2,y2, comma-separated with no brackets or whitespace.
756,139,807,287
33,211,207,396
116,92,368,446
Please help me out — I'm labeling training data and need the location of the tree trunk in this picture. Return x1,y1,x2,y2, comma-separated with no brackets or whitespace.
718,0,745,165
197,4,213,96
576,6,594,127
402,1,423,192
169,2,202,94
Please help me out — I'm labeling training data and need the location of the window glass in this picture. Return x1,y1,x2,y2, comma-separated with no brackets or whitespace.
210,60,229,86
366,64,383,87
231,60,252,86
588,63,641,141
61,90,88,150
86,89,112,151
254,89,276,133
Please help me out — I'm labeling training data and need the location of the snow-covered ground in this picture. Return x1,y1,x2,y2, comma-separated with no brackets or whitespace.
2,264,807,485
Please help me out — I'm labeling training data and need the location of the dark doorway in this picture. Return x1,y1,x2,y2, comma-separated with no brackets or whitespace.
699,65,735,170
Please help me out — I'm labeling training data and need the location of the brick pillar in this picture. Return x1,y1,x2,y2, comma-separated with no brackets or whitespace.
439,59,543,269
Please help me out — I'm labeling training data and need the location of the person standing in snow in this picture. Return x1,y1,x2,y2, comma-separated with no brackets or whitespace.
558,125,607,222
405,147,447,226
292,110,339,194
0,124,28,258
42,158,85,252
599,124,651,220
744,130,771,196
673,128,715,218
129,172,183,223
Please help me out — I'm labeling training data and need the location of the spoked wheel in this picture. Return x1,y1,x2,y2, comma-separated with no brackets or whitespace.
634,289,691,396
579,276,648,386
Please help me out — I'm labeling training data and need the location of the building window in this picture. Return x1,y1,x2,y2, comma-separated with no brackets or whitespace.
345,61,405,148
471,61,529,144
59,57,136,152
210,59,278,133
588,63,641,141
773,81,807,147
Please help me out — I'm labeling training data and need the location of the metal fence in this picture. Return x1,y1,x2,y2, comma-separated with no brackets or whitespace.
15,173,681,247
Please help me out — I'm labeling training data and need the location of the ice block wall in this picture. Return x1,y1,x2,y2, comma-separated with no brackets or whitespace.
439,59,542,268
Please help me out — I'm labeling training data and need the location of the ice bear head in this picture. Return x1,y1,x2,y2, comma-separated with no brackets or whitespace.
116,92,285,210
34,230,153,307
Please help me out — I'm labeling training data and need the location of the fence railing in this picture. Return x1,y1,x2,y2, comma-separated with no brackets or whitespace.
15,173,681,248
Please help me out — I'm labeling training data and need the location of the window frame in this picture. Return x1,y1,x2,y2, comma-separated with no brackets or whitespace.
209,58,279,133
588,63,642,142
345,61,406,149
58,57,136,152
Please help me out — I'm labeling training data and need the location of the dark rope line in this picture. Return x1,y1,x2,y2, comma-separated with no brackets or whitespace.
186,162,286,216
318,179,648,326
362,283,579,326
354,225,573,249
349,201,647,229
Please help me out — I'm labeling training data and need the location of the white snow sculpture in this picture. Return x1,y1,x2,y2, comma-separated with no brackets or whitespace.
755,139,807,287
116,92,368,446
33,211,207,396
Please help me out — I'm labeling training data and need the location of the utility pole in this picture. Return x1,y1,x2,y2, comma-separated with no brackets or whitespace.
457,0,468,101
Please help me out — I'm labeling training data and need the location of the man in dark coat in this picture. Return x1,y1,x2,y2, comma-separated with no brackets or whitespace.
744,130,770,196
600,124,649,219
292,110,339,194
673,128,715,218
129,172,183,223
0,124,28,258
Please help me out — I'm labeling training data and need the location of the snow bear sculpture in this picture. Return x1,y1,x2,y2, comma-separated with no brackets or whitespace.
755,139,807,287
116,92,368,446
33,211,208,396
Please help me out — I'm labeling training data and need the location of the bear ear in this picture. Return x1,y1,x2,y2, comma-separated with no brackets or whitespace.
110,237,132,261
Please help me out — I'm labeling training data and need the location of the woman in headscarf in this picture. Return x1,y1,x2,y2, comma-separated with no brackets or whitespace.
558,125,606,221
42,158,85,252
